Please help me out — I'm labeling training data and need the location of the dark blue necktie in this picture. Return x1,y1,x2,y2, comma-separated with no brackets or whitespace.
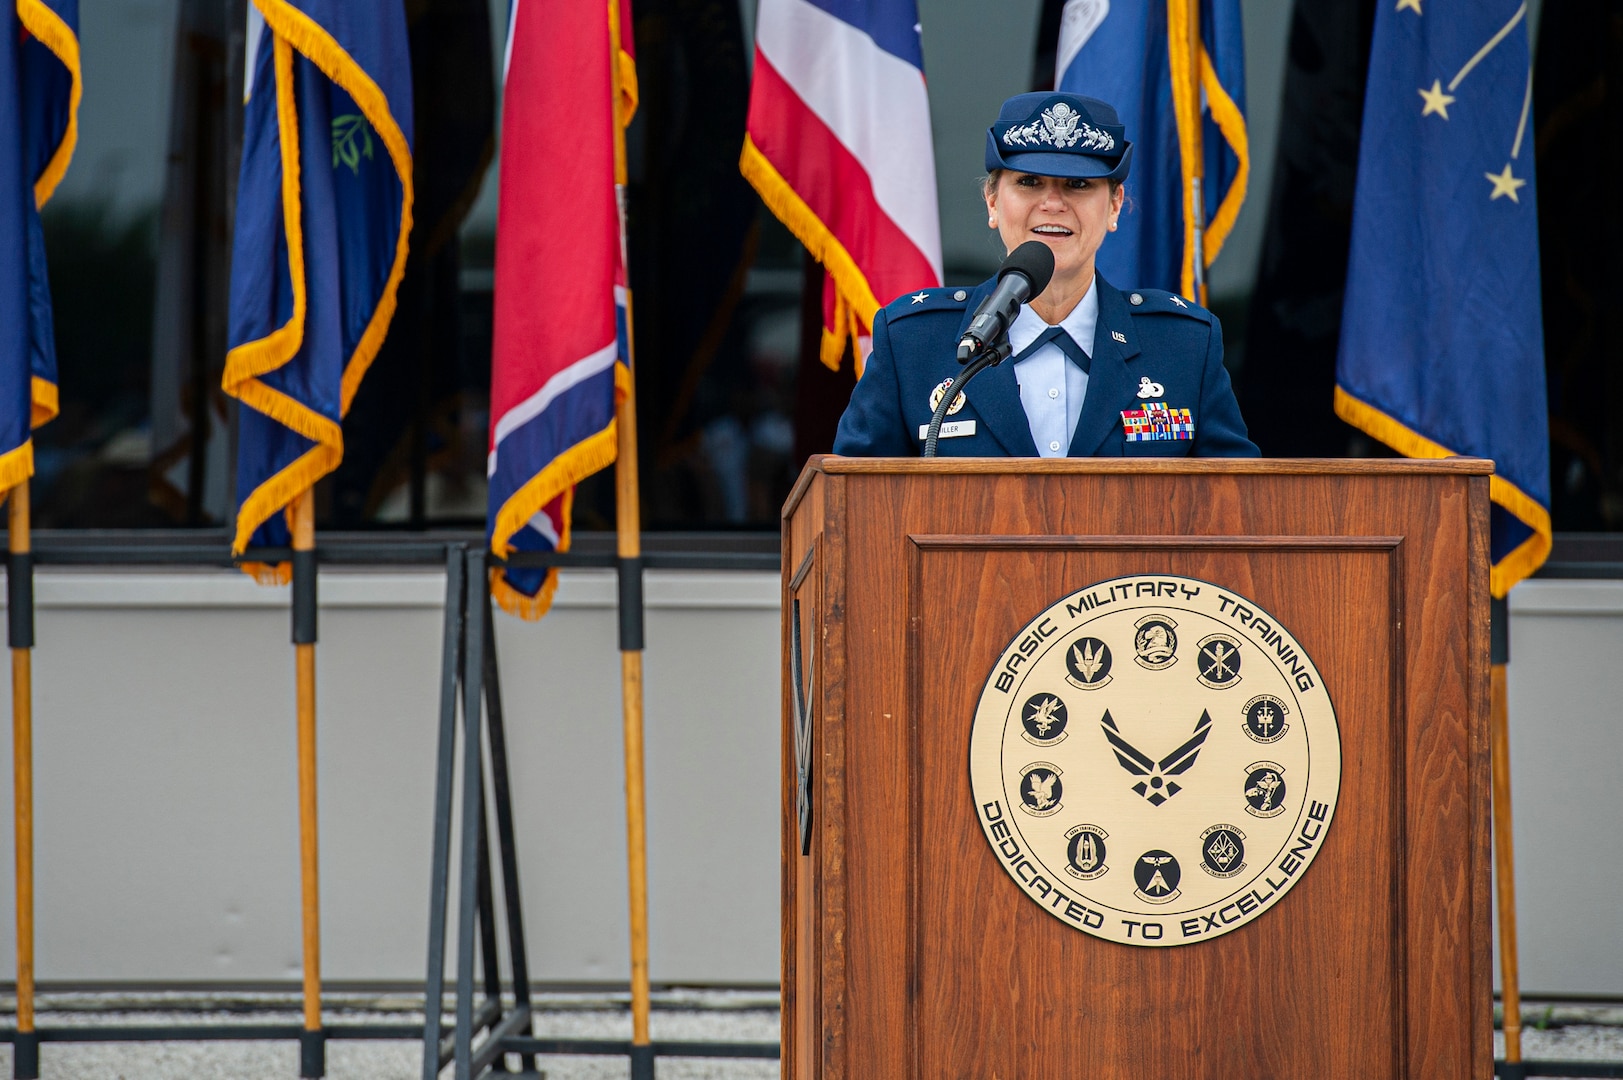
1013,325,1091,374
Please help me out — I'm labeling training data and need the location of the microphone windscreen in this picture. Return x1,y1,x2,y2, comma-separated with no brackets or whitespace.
999,240,1056,297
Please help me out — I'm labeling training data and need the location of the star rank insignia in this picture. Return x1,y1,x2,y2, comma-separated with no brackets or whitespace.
1170,294,1188,308
910,291,929,304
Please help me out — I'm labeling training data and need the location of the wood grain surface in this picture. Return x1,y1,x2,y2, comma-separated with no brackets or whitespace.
781,462,1490,1080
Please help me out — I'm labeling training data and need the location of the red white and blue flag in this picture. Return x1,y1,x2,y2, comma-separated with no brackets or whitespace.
742,0,942,374
487,0,635,618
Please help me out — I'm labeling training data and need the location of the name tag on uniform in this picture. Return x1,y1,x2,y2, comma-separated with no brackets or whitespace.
919,420,977,439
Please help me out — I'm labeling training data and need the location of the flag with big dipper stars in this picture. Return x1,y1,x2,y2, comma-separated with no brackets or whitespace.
1336,0,1549,597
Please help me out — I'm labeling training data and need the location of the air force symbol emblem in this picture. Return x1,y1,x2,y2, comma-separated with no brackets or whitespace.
970,574,1342,946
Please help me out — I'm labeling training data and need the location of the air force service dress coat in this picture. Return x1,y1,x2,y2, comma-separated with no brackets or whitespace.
832,274,1259,458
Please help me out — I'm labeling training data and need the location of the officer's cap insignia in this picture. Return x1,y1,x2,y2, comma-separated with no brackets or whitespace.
1063,636,1112,689
1000,101,1116,152
929,378,967,416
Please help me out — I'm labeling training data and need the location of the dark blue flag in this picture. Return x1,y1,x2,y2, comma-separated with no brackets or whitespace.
0,0,78,493
224,0,413,573
1055,0,1247,297
1337,0,1550,596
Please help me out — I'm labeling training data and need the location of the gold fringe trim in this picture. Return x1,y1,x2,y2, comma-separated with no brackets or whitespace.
30,376,56,429
225,2,415,563
1334,385,1552,598
18,0,80,208
490,489,573,620
741,134,878,373
1165,0,1202,301
0,441,34,499
1198,45,1249,265
488,363,631,620
617,48,639,128
250,0,414,417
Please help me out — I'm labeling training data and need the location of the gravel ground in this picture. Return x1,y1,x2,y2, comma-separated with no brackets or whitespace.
0,990,781,1080
0,992,1617,1078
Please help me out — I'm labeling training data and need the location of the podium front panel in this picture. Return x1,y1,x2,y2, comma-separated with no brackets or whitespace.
782,460,1491,1080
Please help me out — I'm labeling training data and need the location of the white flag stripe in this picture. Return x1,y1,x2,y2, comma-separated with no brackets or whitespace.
757,0,943,276
488,340,619,476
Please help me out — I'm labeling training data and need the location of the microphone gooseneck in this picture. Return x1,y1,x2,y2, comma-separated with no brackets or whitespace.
922,337,1013,457
956,241,1056,362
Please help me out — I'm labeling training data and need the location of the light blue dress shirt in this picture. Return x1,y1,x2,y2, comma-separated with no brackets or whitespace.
1008,279,1098,457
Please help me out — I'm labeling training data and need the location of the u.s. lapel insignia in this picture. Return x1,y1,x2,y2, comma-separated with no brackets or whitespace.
1111,330,1128,344
929,377,967,415
1137,376,1164,399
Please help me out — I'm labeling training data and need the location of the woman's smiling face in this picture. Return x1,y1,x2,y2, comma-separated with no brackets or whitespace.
985,171,1123,291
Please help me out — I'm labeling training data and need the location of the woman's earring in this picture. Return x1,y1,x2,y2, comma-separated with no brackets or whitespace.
988,216,997,228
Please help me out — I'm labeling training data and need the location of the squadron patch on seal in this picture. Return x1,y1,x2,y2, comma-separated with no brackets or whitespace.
1021,693,1069,745
970,574,1342,947
1132,615,1179,669
1064,636,1113,688
1018,762,1064,817
1064,824,1109,880
1242,695,1290,743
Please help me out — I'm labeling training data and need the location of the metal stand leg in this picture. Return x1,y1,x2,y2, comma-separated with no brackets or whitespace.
421,547,466,1080
453,551,488,1079
483,593,537,1076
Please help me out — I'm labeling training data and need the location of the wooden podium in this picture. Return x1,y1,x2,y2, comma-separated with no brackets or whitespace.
780,458,1492,1080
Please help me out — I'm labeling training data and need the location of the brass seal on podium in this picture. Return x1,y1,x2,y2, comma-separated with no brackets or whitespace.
969,574,1341,947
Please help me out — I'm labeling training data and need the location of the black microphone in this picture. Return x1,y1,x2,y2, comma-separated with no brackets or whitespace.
956,241,1056,362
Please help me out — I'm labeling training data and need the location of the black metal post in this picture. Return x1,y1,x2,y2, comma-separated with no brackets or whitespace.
421,546,466,1080
453,551,488,1079
482,592,537,1075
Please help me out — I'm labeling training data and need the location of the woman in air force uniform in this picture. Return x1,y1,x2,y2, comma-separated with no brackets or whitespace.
832,91,1258,458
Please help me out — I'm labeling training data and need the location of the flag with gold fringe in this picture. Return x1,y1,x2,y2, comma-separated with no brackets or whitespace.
486,0,637,618
0,0,78,494
224,0,413,573
1055,0,1248,299
741,0,943,376
1337,0,1550,597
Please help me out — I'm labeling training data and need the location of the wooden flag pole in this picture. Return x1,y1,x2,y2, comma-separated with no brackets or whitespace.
291,488,324,1074
606,0,653,1071
1167,0,1207,305
1491,660,1523,1064
10,481,35,1051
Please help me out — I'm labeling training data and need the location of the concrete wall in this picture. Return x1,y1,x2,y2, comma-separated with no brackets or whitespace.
0,568,1615,995
0,568,779,987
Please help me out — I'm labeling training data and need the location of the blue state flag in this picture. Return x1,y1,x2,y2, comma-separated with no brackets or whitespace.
1336,0,1549,597
1054,0,1247,297
225,0,413,570
0,0,78,493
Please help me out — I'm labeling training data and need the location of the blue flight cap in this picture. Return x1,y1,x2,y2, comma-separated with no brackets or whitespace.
985,92,1132,183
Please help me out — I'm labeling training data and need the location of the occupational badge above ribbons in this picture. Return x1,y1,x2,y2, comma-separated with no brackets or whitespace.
969,574,1341,947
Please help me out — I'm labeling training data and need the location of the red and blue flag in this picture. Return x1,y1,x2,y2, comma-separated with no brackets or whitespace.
0,0,78,493
487,0,636,617
742,0,943,374
224,0,414,572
